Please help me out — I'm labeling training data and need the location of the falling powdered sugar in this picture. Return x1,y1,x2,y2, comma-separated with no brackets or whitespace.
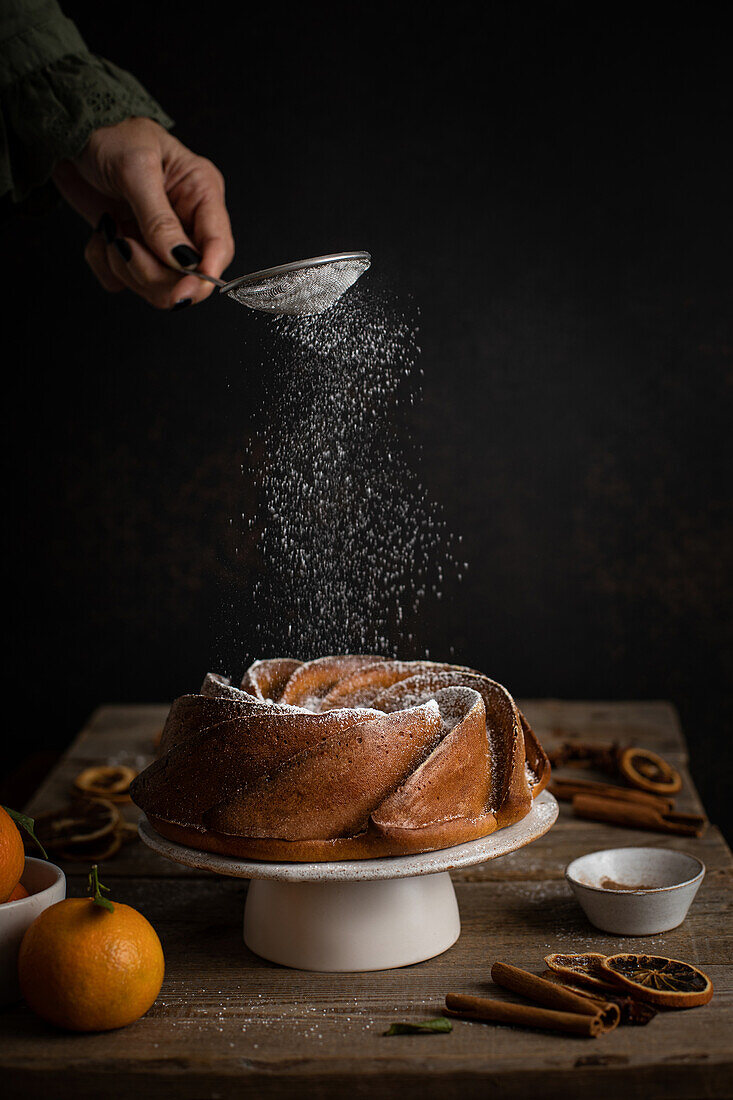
241,285,466,657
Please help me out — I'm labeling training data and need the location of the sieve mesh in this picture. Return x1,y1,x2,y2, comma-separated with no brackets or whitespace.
225,257,370,316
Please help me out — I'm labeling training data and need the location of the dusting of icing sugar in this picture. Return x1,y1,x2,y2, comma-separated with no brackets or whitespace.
246,699,305,714
433,686,483,731
228,286,466,661
297,696,325,713
249,694,388,722
200,673,249,701
379,688,430,712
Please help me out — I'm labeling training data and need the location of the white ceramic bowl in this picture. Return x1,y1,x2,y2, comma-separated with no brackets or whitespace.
0,856,66,1006
565,847,704,935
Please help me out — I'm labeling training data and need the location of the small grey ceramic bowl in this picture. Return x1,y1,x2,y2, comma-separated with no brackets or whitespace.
565,847,704,935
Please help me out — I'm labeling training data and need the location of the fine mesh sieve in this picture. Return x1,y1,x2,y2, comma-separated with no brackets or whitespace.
189,252,371,316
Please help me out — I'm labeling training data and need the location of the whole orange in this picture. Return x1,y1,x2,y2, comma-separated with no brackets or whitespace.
18,897,164,1031
0,806,25,903
6,882,29,902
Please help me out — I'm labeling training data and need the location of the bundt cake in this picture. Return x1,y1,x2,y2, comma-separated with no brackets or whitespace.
131,655,551,861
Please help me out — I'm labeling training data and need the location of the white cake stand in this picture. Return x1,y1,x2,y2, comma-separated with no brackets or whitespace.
139,790,557,972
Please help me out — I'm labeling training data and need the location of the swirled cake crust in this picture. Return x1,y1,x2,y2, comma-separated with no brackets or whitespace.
131,656,550,861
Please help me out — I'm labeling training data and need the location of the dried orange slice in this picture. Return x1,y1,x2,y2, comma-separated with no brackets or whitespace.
74,765,137,803
540,970,658,1025
57,832,122,862
617,747,681,795
600,954,713,1007
544,952,617,992
32,799,119,852
117,821,139,845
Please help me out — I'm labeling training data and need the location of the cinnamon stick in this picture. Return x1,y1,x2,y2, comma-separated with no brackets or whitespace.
540,970,657,1026
491,962,620,1032
550,777,673,812
444,993,602,1037
572,794,706,836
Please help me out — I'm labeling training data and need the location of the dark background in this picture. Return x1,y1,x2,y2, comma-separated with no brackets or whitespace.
4,3,732,836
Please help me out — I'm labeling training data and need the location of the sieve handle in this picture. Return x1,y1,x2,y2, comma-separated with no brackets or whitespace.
183,269,227,288
169,265,227,288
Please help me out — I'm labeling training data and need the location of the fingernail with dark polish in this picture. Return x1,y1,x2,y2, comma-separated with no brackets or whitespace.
171,244,201,268
113,237,132,261
97,212,116,244
172,298,192,311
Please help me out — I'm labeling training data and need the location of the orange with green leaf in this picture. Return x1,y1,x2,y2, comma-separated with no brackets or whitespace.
18,866,164,1031
1,805,48,904
0,805,25,902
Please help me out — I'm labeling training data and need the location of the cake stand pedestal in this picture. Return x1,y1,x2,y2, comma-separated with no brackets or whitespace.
139,790,557,972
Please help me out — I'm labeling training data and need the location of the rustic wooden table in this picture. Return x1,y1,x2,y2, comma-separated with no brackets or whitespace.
2,701,732,1099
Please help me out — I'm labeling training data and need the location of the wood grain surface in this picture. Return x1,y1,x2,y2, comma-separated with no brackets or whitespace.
2,700,732,1099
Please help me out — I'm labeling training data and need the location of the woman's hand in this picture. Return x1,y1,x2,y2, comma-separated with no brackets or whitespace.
53,117,234,310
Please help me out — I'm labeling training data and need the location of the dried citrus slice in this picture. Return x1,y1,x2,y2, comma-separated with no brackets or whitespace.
617,747,682,795
600,954,713,1007
544,953,617,991
74,765,137,803
57,832,122,862
117,821,140,845
32,799,119,852
540,970,658,1025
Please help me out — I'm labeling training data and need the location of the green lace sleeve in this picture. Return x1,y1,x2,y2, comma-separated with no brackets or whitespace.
0,0,174,202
